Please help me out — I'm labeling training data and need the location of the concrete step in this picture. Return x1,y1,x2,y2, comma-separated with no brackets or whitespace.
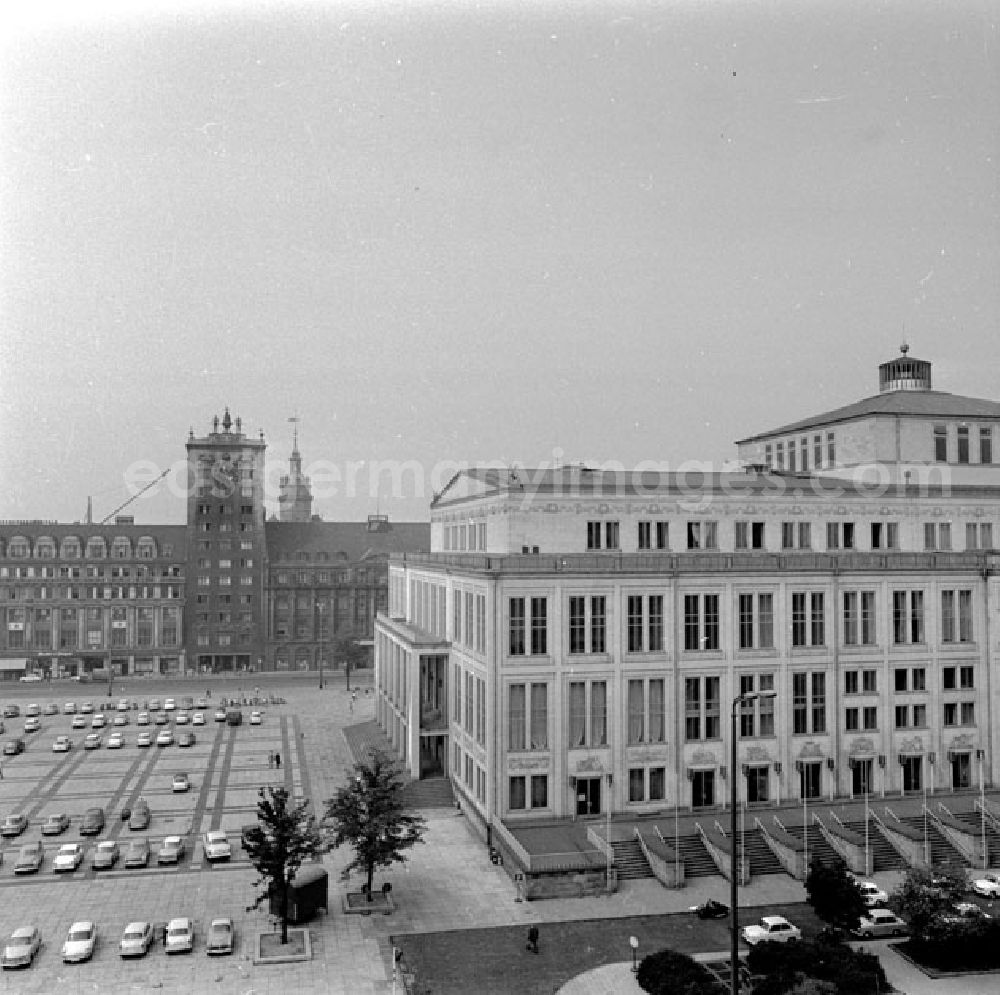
610,839,653,880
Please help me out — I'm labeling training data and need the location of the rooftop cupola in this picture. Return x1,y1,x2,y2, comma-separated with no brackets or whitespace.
879,343,932,393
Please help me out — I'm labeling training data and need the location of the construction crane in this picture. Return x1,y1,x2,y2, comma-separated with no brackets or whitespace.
88,468,171,525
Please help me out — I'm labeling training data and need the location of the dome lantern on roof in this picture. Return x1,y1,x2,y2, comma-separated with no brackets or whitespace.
879,344,932,393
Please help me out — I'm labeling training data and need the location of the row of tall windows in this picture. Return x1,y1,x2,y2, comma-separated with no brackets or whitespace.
764,431,836,471
934,424,994,464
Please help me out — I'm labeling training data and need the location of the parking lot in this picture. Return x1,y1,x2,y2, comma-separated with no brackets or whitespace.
0,681,307,993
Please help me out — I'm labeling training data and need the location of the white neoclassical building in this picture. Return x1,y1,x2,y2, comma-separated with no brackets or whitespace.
374,350,1000,841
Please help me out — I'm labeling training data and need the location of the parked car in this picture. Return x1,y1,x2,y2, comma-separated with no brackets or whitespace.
107,732,125,749
63,702,76,714
164,917,194,954
175,712,190,725
741,915,802,945
61,921,97,963
148,698,161,711
154,712,169,726
124,837,150,868
689,899,730,919
53,843,85,873
90,714,106,729
52,736,72,752
972,871,1000,898
226,709,243,726
249,710,263,725
44,703,58,715
2,705,19,718
40,812,70,836
71,715,86,729
112,714,128,726
83,733,101,750
214,709,227,723
172,773,190,793
136,731,152,747
178,731,196,747
92,840,119,870
129,800,151,831
3,739,25,756
80,702,94,714
23,718,40,734
857,881,889,907
119,920,154,958
117,698,129,712
853,908,909,938
192,712,205,726
18,674,42,684
205,917,234,955
163,698,176,712
14,842,44,874
156,730,174,747
0,813,28,837
203,830,232,862
944,902,992,924
157,835,186,865
1,925,42,968
136,711,150,726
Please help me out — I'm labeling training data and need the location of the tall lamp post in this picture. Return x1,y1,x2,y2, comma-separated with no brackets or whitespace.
731,689,777,995
316,600,325,690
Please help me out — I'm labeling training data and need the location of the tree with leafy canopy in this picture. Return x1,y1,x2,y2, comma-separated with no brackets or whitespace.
890,861,968,942
805,856,867,929
324,748,426,897
243,786,324,944
334,635,368,690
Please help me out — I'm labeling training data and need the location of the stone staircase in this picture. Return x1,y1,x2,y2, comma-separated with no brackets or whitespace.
675,832,720,878
610,838,654,880
781,823,841,868
955,810,1000,865
401,777,455,809
898,814,970,866
841,819,907,871
738,827,785,876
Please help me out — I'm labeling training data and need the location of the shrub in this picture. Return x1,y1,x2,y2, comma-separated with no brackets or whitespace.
805,857,866,930
636,947,718,995
747,939,886,995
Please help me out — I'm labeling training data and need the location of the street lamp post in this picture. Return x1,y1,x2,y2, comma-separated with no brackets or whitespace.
629,935,639,974
731,689,777,995
316,600,325,690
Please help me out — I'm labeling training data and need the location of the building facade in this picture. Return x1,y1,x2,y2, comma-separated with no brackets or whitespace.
374,351,1000,841
0,411,429,679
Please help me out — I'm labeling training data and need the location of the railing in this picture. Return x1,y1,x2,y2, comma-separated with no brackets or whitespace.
489,820,531,872
974,798,1000,835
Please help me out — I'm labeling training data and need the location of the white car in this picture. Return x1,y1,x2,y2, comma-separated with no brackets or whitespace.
18,674,42,683
90,714,106,729
856,880,888,907
23,717,41,733
163,699,176,712
249,710,263,725
1,925,42,968
119,920,153,958
203,830,232,862
107,732,125,749
972,871,1000,898
192,712,205,726
164,917,194,954
52,736,73,752
156,730,174,747
741,915,801,945
53,843,85,872
172,773,190,793
61,920,97,962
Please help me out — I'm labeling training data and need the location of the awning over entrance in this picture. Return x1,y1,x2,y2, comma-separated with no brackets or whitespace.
0,659,28,671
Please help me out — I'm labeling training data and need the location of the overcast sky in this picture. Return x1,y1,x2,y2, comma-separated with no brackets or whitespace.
1,0,997,525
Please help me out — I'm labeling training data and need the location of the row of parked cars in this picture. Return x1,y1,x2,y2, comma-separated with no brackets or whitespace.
4,829,232,874
0,915,235,968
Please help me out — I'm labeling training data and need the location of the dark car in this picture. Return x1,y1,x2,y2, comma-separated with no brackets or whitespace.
124,837,150,868
3,705,19,719
13,841,43,874
3,739,25,756
93,840,120,869
690,899,730,919
178,731,196,748
80,807,105,836
129,800,151,831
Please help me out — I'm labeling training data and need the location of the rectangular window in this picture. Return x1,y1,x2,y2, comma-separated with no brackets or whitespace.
508,684,526,750
792,592,824,647
686,521,718,550
530,775,548,808
628,679,644,744
845,670,859,694
586,522,602,550
591,681,607,746
863,706,878,730
509,776,526,810
569,597,586,654
684,677,700,740
814,434,822,468
893,590,925,644
811,672,826,733
776,442,784,469
800,437,809,472
605,521,620,549
961,701,975,725
591,596,606,653
792,671,826,734
530,683,547,749
649,767,665,801
649,678,665,742
637,521,651,550
627,596,643,652
509,598,525,656
655,521,669,549
981,427,993,464
569,682,586,747
793,673,808,734
684,593,720,650
629,768,645,802
827,432,836,465
957,425,970,463
934,424,948,462
648,595,664,652
705,676,720,738
735,521,765,550
787,444,796,473
845,707,859,731
530,598,547,654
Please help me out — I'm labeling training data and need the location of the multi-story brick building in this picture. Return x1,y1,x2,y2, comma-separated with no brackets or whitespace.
0,410,429,679
374,350,1000,842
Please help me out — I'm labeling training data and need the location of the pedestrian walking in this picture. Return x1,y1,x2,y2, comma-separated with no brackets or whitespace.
526,926,539,954
268,751,274,768
274,752,281,769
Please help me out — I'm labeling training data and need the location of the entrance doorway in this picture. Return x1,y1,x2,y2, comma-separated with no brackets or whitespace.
575,777,601,816
691,769,715,808
901,755,922,793
951,752,971,790
746,765,770,804
852,758,874,797
799,761,821,800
